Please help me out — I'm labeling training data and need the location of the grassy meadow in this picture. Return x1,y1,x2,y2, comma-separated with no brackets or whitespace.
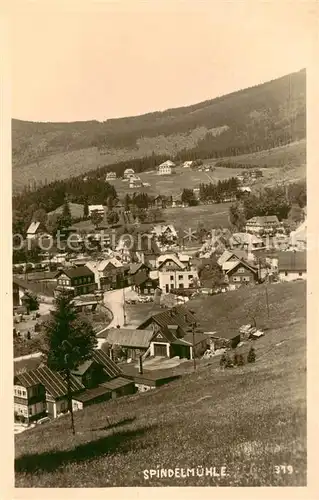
15,281,306,487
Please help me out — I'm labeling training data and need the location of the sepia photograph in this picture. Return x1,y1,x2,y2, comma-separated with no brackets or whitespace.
6,0,312,490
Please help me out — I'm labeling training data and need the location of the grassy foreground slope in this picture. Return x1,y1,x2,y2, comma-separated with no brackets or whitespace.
15,282,306,487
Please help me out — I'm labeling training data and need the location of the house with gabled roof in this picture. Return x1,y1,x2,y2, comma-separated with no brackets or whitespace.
137,305,208,359
14,364,85,421
55,265,96,296
229,232,263,251
224,259,259,290
278,251,306,282
246,215,280,234
14,349,135,420
96,327,155,359
132,270,159,296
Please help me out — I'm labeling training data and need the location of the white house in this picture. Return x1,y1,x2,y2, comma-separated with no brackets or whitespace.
129,177,143,189
159,269,199,294
183,161,194,168
278,251,306,282
158,160,175,175
88,205,105,217
123,168,135,179
105,172,117,181
238,186,251,194
246,215,279,234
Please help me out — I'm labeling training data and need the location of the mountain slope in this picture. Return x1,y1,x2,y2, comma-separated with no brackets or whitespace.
12,69,306,191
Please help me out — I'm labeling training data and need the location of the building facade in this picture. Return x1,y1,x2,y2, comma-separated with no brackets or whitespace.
55,266,96,296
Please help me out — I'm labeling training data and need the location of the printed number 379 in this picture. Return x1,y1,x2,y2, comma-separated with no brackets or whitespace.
274,465,294,474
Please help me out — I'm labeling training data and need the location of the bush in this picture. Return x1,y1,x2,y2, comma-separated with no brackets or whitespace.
225,355,233,368
219,353,227,368
238,354,245,366
247,347,256,363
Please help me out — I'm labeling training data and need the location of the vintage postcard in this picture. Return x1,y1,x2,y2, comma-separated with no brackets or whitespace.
1,0,317,497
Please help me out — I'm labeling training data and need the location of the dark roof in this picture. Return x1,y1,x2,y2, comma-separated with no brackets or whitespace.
26,271,59,281
14,365,84,398
182,331,209,346
128,263,145,275
72,385,111,403
278,251,306,272
12,277,44,295
132,270,149,286
225,259,258,275
100,376,134,391
92,349,122,378
97,328,154,349
71,360,94,376
120,365,180,383
210,331,241,341
138,304,197,331
58,265,94,279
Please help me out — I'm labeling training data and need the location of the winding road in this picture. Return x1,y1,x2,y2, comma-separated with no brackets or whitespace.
103,287,132,328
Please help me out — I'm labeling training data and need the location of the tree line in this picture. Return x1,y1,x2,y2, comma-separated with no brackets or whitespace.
199,178,239,202
229,181,306,231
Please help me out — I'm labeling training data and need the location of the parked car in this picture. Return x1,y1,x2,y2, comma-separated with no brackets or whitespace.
126,298,137,305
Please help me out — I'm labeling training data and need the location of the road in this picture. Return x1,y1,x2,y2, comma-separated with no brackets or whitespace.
103,287,133,328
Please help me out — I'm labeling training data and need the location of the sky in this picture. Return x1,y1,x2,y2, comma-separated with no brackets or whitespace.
10,0,314,123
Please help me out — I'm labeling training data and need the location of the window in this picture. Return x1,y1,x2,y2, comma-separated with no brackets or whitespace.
299,272,303,276
179,275,183,280
233,277,241,282
29,407,33,415
237,268,245,274
79,278,82,284
188,275,193,279
170,284,174,289
170,275,174,281
243,277,250,282
179,283,184,289
144,289,148,295
285,271,288,276
150,288,154,294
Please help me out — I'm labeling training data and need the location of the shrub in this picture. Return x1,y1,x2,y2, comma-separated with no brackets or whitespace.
225,355,233,368
219,353,227,368
247,347,256,363
238,354,245,366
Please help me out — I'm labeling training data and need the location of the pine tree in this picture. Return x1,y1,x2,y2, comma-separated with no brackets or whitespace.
83,198,89,219
42,291,97,434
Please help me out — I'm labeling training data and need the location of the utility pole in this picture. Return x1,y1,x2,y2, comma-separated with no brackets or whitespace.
192,322,197,372
265,282,269,319
121,248,127,326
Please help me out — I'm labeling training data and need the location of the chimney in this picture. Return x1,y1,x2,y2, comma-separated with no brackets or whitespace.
139,355,143,375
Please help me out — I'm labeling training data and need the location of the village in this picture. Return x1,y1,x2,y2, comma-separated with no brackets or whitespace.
13,164,307,431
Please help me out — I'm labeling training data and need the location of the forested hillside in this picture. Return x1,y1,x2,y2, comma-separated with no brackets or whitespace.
12,70,306,191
